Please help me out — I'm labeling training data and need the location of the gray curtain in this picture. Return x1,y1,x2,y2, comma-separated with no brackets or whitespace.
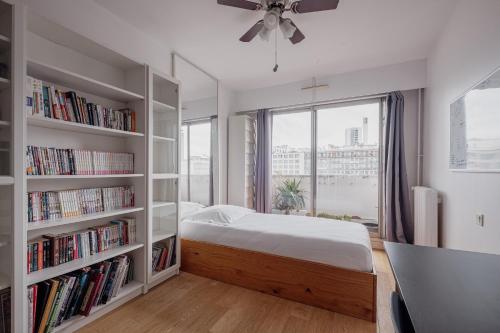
255,109,272,213
384,92,413,243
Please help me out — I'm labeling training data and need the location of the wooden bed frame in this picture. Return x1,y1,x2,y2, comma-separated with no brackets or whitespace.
181,239,377,322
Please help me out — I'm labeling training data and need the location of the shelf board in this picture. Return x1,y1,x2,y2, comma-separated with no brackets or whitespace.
27,59,144,102
152,173,178,180
152,201,175,209
0,148,8,153
53,280,143,333
0,34,10,53
0,77,9,90
151,264,178,281
153,135,176,143
0,176,14,185
152,231,175,243
27,174,144,180
0,120,10,127
27,116,144,138
27,207,144,231
27,243,144,285
153,100,176,112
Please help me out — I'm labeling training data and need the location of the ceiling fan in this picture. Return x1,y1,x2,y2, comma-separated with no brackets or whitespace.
217,0,340,44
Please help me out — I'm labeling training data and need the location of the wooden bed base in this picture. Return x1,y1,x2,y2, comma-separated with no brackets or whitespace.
181,239,377,322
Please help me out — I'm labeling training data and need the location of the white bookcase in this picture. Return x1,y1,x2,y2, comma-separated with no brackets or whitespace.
5,4,182,332
146,68,181,289
0,2,13,332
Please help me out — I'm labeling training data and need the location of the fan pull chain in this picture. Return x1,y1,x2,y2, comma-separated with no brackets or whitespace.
273,26,279,72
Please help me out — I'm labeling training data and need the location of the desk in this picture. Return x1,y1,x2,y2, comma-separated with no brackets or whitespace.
384,242,500,333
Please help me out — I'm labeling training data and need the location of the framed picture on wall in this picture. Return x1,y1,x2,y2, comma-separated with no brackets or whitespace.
450,67,500,172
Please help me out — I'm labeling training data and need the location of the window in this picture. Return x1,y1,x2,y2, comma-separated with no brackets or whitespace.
316,101,380,227
270,99,382,229
272,111,312,213
181,121,213,206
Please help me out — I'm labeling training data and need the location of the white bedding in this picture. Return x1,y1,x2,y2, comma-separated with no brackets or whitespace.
181,210,373,272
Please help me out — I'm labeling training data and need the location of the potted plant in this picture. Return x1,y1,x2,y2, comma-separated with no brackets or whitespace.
273,178,306,215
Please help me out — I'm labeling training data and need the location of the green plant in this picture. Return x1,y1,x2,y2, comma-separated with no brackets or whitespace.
317,212,353,221
273,178,306,215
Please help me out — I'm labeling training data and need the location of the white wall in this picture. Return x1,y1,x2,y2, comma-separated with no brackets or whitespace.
19,0,171,73
183,97,217,121
424,0,500,254
217,84,236,204
235,59,426,111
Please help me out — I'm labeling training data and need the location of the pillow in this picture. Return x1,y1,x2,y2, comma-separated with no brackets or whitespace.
183,205,254,225
180,201,205,218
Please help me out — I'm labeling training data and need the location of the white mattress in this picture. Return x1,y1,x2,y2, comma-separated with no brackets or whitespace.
181,212,374,272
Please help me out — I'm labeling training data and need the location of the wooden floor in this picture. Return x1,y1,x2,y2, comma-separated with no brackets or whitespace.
78,251,395,333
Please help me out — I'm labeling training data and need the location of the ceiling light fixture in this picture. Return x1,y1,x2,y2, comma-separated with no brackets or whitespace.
259,27,271,41
279,18,296,39
263,8,280,30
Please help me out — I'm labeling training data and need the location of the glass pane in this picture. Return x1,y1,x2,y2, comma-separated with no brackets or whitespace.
272,111,312,215
188,122,211,206
316,102,380,227
180,125,189,201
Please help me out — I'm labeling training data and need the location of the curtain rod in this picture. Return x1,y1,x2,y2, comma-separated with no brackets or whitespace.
236,92,389,115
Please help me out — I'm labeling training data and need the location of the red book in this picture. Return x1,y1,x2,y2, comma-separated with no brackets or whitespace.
157,248,168,272
81,272,104,316
32,284,38,333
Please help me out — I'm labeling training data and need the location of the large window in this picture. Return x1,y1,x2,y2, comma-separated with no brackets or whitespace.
181,121,212,206
271,99,382,228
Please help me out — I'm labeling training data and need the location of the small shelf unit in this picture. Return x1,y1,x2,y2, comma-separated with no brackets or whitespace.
147,67,181,289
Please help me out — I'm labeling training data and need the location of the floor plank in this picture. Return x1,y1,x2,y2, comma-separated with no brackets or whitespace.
78,250,395,333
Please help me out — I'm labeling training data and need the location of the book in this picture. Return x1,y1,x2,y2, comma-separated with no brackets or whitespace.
27,218,136,273
37,279,59,333
34,282,50,333
26,145,134,176
25,76,137,132
27,186,135,223
152,236,176,272
28,255,134,330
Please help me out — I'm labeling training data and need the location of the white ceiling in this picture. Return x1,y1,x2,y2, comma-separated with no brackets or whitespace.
94,0,457,92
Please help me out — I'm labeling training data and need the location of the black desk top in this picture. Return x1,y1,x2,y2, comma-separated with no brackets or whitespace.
384,242,500,333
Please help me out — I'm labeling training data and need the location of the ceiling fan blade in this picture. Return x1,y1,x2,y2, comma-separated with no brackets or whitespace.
288,20,305,44
291,0,339,13
217,0,260,10
239,20,265,42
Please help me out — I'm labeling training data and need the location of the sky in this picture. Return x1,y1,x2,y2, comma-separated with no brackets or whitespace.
272,102,380,149
465,87,500,141
181,122,211,159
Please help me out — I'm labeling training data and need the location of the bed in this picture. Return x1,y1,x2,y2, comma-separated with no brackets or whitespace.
180,204,377,322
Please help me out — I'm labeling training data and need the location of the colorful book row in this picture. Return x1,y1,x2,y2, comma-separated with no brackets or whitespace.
26,76,137,132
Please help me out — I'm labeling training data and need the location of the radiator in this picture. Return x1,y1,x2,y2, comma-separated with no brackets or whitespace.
413,186,438,247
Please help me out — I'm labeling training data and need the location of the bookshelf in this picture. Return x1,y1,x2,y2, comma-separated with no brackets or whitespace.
9,7,156,333
0,2,13,332
147,67,181,290
1,4,184,332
